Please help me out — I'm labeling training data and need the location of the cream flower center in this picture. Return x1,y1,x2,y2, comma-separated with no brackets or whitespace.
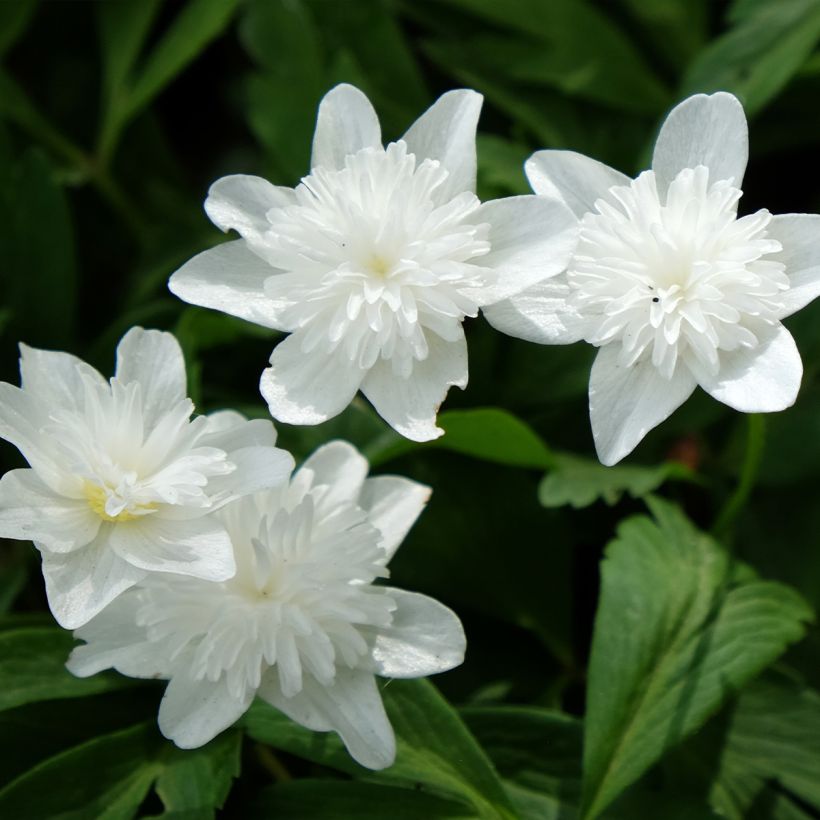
135,493,395,701
569,166,788,379
259,140,492,376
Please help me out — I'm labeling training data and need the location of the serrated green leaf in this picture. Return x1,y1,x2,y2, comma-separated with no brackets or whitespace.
580,497,813,819
249,780,474,819
365,408,554,470
682,0,820,115
244,679,516,819
0,627,134,712
538,455,693,509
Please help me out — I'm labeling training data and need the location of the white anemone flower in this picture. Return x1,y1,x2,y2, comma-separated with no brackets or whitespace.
169,83,577,441
485,92,820,465
67,440,465,769
0,327,295,628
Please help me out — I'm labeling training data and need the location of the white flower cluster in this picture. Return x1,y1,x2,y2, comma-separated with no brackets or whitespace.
1,83,819,767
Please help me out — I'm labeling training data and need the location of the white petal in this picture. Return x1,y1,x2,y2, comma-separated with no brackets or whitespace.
299,668,395,770
469,195,578,305
205,174,293,243
362,332,468,442
108,516,236,582
652,92,748,193
19,343,107,414
116,327,186,428
589,345,697,466
0,469,99,552
402,89,483,200
525,150,631,218
168,240,285,330
483,275,588,345
298,441,369,509
766,213,820,318
40,531,148,629
257,673,333,732
358,476,430,561
698,325,802,413
363,589,465,679
159,670,251,749
67,591,167,679
260,333,366,426
207,445,295,505
311,84,382,171
201,411,278,449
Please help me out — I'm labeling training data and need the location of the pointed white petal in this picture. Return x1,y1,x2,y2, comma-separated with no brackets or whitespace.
699,325,802,413
207,445,295,505
257,673,333,732
358,476,430,561
0,469,99,552
311,84,382,171
483,275,588,345
159,670,251,749
19,343,107,413
364,589,465,678
168,240,285,329
108,516,236,582
589,345,696,466
402,89,482,199
67,591,167,679
362,332,468,442
525,150,631,218
115,327,186,428
300,668,395,770
40,532,147,629
205,174,293,242
766,213,820,318
652,92,748,193
260,333,366,426
470,195,578,305
298,441,369,508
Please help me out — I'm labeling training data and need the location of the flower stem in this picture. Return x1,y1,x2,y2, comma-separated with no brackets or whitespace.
712,414,766,539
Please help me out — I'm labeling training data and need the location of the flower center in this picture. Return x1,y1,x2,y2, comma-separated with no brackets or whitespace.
83,480,157,522
568,166,788,379
259,140,491,375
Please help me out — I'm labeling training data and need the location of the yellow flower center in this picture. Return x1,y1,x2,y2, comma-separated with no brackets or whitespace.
83,482,156,522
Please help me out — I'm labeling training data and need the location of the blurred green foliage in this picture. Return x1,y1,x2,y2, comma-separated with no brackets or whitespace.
1,0,820,817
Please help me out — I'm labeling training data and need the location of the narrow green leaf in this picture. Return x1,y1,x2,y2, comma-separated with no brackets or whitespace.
580,497,813,819
365,408,554,470
538,455,693,509
0,627,134,712
0,723,162,820
245,679,516,819
155,730,241,814
0,0,39,57
250,780,474,819
682,0,820,115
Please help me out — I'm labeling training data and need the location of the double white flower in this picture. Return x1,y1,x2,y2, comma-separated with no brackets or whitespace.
486,93,820,465
68,441,465,769
0,327,294,628
169,83,577,441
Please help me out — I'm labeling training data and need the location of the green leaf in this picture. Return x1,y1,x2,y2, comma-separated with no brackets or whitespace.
250,780,474,819
244,679,516,819
580,497,813,819
538,454,694,509
155,730,242,815
682,0,820,115
365,408,554,470
0,627,134,712
0,0,39,57
0,722,163,820
0,149,77,348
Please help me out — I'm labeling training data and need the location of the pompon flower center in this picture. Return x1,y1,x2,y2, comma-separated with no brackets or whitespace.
259,140,492,377
47,378,235,523
568,166,789,379
135,493,396,702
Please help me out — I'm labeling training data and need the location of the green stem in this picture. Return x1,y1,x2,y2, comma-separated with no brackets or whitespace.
712,414,766,538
